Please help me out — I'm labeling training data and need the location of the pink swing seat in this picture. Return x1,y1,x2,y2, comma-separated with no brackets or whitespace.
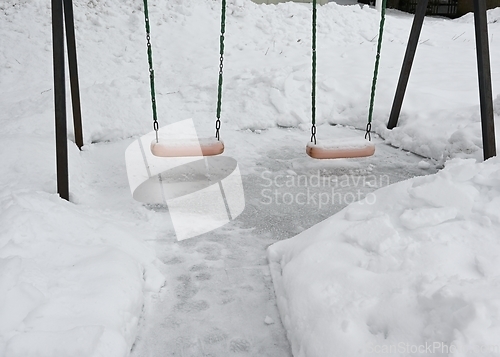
306,138,375,159
151,137,224,157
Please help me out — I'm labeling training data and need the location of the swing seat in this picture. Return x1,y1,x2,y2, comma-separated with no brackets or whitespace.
306,138,375,159
151,137,224,157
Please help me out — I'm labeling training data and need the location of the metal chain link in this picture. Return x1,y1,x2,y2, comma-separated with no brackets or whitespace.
310,124,317,145
364,122,372,140
215,117,221,140
215,0,226,141
143,0,159,142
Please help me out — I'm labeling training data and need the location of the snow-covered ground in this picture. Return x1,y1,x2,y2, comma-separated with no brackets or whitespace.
0,0,499,355
269,157,500,357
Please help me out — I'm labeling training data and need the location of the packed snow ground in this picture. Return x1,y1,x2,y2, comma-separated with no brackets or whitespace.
128,126,435,357
0,0,499,356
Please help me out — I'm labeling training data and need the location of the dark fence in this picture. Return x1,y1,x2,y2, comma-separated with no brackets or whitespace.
398,0,458,17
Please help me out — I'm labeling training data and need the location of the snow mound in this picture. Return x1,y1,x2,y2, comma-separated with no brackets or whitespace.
0,191,165,357
268,157,500,357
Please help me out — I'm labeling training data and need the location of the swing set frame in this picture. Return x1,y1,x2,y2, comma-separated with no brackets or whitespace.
386,0,496,160
51,0,83,201
49,0,497,201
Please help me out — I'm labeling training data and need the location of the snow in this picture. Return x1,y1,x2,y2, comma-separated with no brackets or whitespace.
0,0,499,355
0,191,165,356
268,158,500,357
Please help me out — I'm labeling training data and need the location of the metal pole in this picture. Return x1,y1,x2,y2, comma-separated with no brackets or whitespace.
63,0,84,150
473,0,496,160
387,0,429,129
51,0,69,201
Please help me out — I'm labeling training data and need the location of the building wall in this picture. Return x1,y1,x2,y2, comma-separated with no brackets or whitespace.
250,0,499,17
457,0,500,16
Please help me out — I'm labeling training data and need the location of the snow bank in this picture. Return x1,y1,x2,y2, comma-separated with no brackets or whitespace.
268,157,500,357
0,190,165,357
1,2,166,350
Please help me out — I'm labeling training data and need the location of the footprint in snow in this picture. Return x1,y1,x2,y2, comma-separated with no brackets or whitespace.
189,263,208,271
195,272,212,281
229,338,251,353
203,329,228,345
163,256,184,265
175,274,199,300
196,243,223,261
175,300,210,313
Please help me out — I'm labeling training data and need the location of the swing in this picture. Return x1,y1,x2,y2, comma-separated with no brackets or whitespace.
142,0,227,157
306,138,375,159
150,137,224,157
306,0,387,160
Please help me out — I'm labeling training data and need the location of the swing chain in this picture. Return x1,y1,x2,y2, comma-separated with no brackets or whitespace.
215,47,224,141
219,54,224,76
215,118,221,140
310,0,317,143
366,0,387,142
215,0,226,141
365,122,372,141
311,124,317,145
143,0,159,142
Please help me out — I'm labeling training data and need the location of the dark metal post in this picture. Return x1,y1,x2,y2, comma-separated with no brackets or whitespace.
387,0,429,129
473,0,496,160
63,0,84,150
52,0,69,201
